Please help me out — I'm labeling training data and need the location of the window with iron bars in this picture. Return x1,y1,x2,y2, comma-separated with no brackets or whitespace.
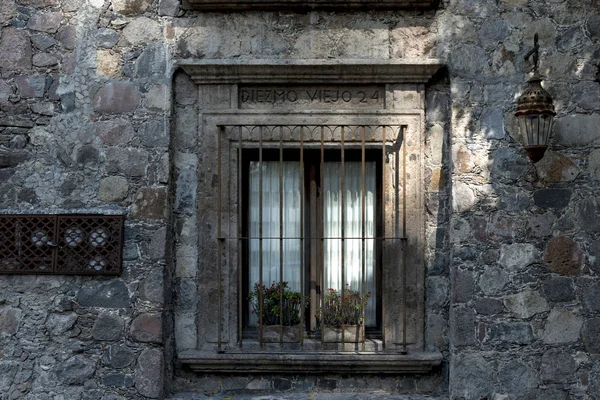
215,124,412,350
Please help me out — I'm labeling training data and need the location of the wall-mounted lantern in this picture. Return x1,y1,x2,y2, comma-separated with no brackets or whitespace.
515,34,556,163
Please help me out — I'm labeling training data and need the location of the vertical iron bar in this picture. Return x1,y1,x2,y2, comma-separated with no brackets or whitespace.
320,126,325,345
238,126,243,349
279,126,284,347
381,125,386,348
361,126,366,351
259,126,264,349
300,126,305,347
341,125,345,347
217,126,223,353
402,125,408,353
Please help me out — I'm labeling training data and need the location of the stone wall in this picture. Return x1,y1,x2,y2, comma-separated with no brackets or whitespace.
0,0,598,399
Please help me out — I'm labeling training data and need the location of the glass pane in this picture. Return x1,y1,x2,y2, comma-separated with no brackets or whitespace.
323,162,376,327
248,161,302,326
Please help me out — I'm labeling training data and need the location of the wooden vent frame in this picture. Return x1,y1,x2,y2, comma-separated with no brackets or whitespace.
0,215,124,276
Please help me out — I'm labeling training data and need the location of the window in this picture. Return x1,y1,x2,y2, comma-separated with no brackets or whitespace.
243,149,380,332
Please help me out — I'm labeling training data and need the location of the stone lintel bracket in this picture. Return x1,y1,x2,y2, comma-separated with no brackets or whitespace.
184,0,439,11
179,351,443,374
177,59,444,85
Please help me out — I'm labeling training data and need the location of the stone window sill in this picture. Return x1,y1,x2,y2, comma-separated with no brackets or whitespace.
179,350,442,374
184,0,439,11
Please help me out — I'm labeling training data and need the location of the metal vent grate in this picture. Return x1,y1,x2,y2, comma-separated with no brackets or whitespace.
0,215,124,275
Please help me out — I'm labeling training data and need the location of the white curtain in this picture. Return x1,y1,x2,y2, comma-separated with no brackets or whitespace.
324,162,376,326
248,161,302,325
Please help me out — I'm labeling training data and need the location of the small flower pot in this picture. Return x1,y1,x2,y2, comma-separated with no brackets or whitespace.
322,325,364,343
260,324,302,343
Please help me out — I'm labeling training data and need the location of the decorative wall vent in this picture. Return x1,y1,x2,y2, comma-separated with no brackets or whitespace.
0,215,124,275
185,0,439,11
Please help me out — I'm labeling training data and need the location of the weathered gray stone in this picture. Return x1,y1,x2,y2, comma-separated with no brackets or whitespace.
96,119,134,145
582,318,600,353
32,52,60,67
426,313,447,351
55,355,96,385
159,0,180,16
149,227,166,260
504,289,549,319
575,198,600,233
533,188,572,209
498,243,538,271
427,276,449,309
97,28,120,48
99,176,129,202
174,71,197,106
485,322,533,344
451,269,474,303
0,362,18,393
450,353,493,400
120,17,162,47
582,282,600,313
450,306,475,347
56,26,77,50
541,349,577,383
76,145,100,166
0,0,16,24
92,82,141,114
131,187,168,219
543,307,582,344
44,312,77,335
91,312,124,341
105,147,148,177
535,152,579,183
480,108,505,139
135,44,167,79
554,114,600,146
140,268,164,304
102,345,135,369
589,149,600,181
145,84,169,111
134,348,163,398
498,360,537,392
498,186,531,212
140,119,168,147
572,81,600,111
487,213,522,240
112,0,152,15
544,236,582,276
452,181,476,213
586,14,600,38
526,212,555,238
479,266,509,296
14,74,46,98
0,28,32,70
130,313,163,343
27,11,62,33
0,305,22,336
31,33,57,51
0,148,30,168
102,373,134,387
76,280,130,308
473,297,504,315
542,275,575,302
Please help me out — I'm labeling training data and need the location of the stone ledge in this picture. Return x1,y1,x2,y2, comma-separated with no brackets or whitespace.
177,59,444,84
184,0,439,11
179,351,443,374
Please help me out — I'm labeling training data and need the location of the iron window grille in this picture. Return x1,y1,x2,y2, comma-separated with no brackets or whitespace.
0,215,124,275
215,124,410,351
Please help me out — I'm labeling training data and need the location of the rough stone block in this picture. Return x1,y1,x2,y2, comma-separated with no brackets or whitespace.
96,119,134,146
92,82,141,114
452,181,476,213
504,289,549,319
45,312,77,335
450,306,476,346
541,349,577,383
76,280,130,309
498,243,538,271
91,312,125,341
105,147,148,177
0,28,32,71
582,282,600,313
554,114,600,146
131,187,168,220
0,0,16,25
140,268,164,304
54,355,96,385
589,149,600,180
26,11,62,33
175,312,198,351
485,322,533,344
542,275,575,302
450,353,493,400
134,348,164,398
112,0,152,15
533,188,572,209
575,198,600,233
491,147,529,182
97,28,120,48
140,119,169,148
119,17,162,47
99,176,129,202
145,84,170,111
473,297,504,315
135,44,167,79
535,152,579,183
102,373,134,387
451,269,474,304
478,266,509,296
96,49,122,77
0,362,18,393
130,313,163,344
582,318,600,353
498,360,537,393
543,307,583,344
544,236,582,276
0,306,22,336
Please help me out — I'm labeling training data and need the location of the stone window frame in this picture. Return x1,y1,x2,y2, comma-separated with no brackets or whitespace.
184,0,439,11
175,60,443,374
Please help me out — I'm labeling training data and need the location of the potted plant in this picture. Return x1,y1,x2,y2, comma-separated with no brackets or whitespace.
318,286,370,343
248,281,308,342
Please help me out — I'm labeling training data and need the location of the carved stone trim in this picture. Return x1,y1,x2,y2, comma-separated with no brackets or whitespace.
179,351,443,374
184,0,439,11
178,59,444,85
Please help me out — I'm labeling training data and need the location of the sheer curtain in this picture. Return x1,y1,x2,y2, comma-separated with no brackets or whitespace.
248,161,301,325
324,162,376,326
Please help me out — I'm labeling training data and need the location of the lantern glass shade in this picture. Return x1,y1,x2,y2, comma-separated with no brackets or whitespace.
518,113,554,148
